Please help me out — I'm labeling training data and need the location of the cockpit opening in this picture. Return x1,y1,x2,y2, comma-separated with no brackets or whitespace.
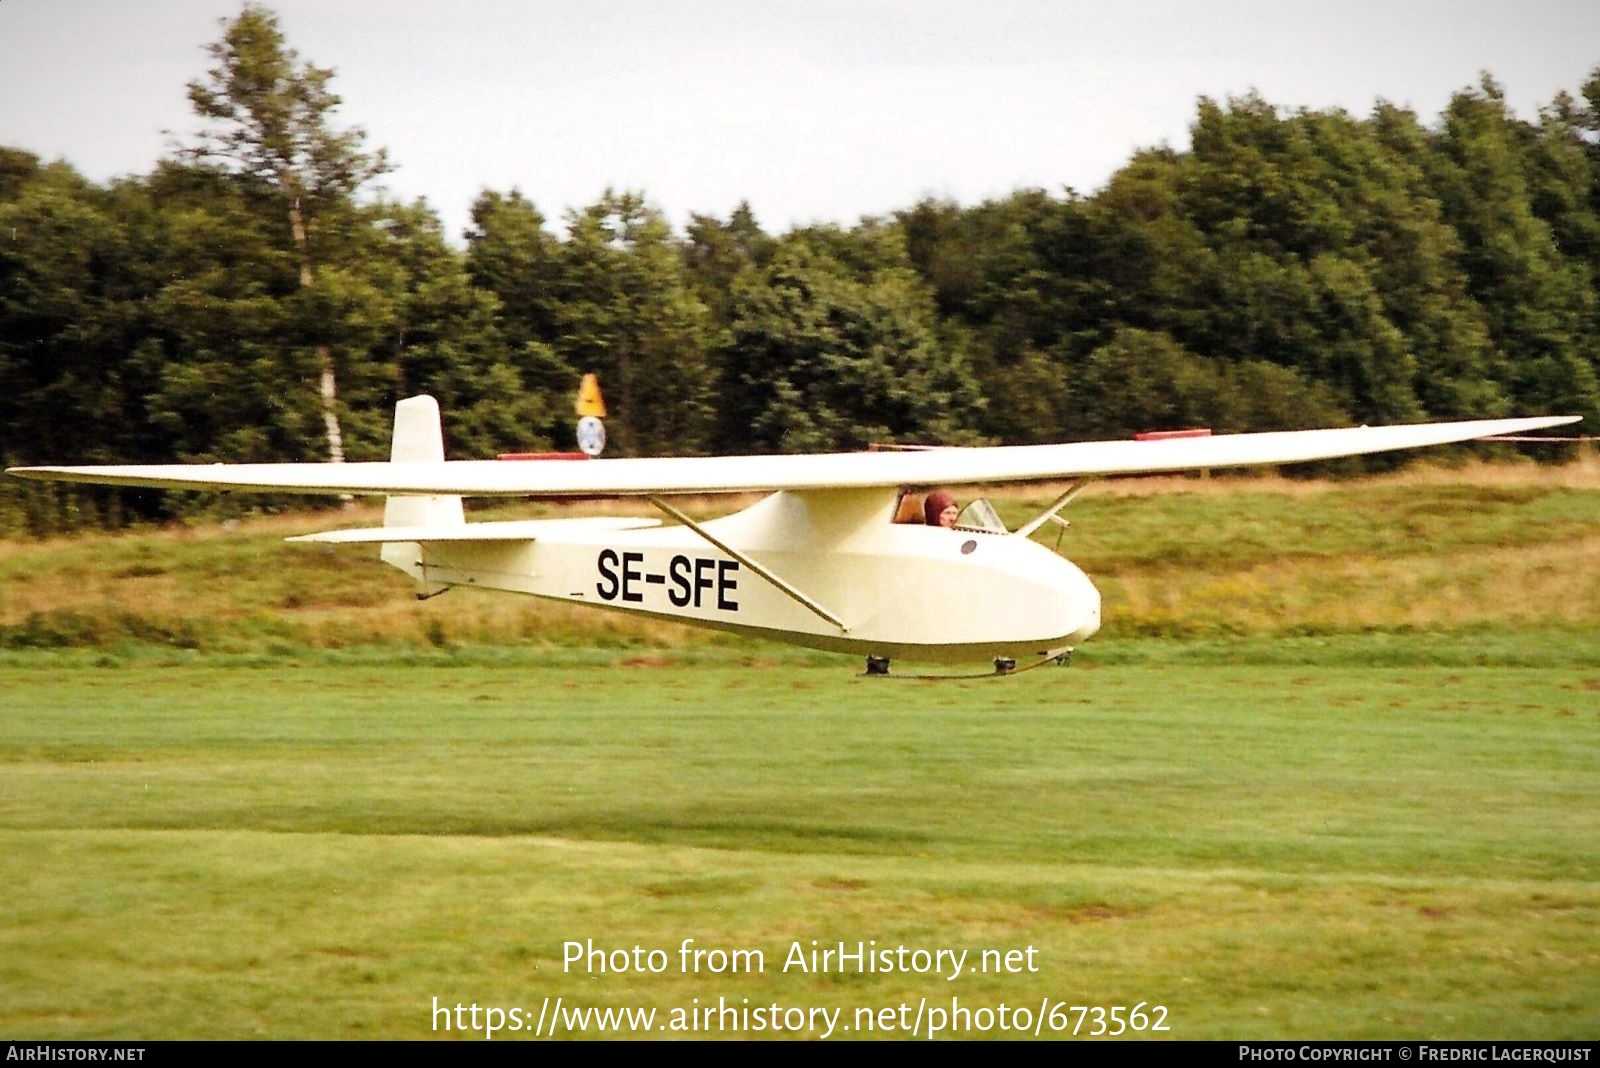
890,491,1009,534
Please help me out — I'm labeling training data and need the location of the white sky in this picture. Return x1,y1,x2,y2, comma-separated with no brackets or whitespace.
2,0,1597,242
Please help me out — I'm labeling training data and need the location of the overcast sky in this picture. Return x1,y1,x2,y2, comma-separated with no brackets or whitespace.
2,0,1597,242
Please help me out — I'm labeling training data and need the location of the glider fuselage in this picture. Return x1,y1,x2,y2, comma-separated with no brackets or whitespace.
380,488,1102,664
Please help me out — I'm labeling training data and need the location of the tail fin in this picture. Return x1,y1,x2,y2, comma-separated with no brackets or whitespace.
381,396,463,595
383,396,464,529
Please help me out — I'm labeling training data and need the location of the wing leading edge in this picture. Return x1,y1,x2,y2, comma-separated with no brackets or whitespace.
6,415,1581,498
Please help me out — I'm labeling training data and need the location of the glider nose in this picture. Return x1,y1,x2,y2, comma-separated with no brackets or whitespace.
1051,556,1101,644
1069,572,1102,642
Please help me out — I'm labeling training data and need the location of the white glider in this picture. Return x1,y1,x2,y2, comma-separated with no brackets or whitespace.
7,399,1580,672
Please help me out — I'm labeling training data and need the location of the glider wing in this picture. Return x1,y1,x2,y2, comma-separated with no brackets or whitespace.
7,414,1581,498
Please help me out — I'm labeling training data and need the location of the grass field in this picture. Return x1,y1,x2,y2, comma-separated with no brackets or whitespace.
1,462,1597,1040
1,655,1596,1040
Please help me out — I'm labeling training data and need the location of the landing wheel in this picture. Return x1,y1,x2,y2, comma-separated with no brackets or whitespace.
993,657,1017,676
1052,650,1073,666
864,656,891,676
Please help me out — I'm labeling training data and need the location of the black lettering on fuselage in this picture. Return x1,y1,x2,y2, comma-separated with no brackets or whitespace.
694,558,715,608
668,554,693,607
717,559,739,611
596,548,620,600
620,551,644,603
597,551,741,611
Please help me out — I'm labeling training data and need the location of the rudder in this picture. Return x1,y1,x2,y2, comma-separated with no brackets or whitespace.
383,395,465,529
382,396,463,594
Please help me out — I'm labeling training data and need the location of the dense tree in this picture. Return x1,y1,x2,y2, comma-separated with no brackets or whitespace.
179,3,391,463
683,201,774,327
376,198,571,458
138,162,321,464
727,229,987,452
1063,328,1346,438
464,189,563,354
1427,78,1600,423
0,147,39,202
552,191,716,455
8,35,1600,533
0,165,150,465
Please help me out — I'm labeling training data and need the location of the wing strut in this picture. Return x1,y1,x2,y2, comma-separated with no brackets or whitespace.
1013,480,1096,538
646,496,849,633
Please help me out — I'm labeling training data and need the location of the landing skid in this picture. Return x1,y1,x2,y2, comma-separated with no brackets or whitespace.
859,650,1074,680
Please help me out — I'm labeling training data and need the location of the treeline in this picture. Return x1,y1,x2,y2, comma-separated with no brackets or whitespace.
2,7,1598,531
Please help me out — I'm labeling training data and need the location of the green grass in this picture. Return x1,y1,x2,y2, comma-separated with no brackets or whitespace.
1,654,1596,1040
1,465,1596,1039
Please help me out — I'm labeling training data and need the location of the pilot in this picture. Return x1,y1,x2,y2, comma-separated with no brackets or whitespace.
924,490,959,528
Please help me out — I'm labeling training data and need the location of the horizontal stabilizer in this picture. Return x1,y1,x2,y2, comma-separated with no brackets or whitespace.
288,516,662,544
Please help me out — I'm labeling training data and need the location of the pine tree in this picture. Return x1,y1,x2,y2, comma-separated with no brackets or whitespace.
179,3,391,464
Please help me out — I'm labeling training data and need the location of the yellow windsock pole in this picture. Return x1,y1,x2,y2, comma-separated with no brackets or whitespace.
575,373,607,418
574,374,607,456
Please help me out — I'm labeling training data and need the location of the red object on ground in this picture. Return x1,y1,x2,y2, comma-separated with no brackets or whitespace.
496,452,592,461
1133,428,1213,441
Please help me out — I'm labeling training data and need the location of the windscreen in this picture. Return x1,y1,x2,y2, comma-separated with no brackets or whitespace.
955,497,1007,533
